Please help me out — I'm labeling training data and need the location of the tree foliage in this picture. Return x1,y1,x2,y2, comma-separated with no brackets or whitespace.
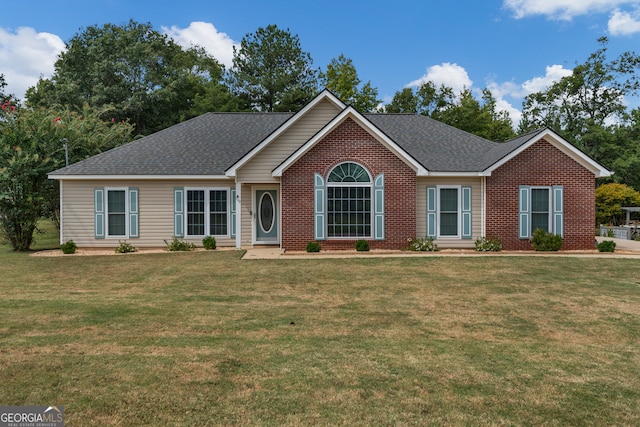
519,37,640,190
26,20,228,135
319,54,381,112
595,183,640,225
0,102,133,250
386,83,515,141
227,24,319,112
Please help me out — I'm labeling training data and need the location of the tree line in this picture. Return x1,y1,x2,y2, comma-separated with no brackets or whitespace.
2,21,640,249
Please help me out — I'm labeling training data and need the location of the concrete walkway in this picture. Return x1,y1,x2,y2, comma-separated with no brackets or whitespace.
242,237,640,260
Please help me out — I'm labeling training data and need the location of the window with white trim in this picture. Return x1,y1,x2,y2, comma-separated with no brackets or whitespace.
107,189,127,237
530,188,551,233
426,185,472,239
439,187,459,237
518,185,563,239
186,189,229,236
94,187,138,239
327,162,372,238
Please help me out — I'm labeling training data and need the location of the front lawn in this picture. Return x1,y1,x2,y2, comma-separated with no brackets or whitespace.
1,238,639,425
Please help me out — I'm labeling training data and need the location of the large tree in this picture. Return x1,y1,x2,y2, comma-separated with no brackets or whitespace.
0,103,133,250
386,83,515,141
227,24,319,112
26,20,228,135
519,38,640,146
319,54,381,112
519,37,640,188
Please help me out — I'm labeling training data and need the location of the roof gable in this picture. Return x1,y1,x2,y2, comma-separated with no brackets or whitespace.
272,107,429,177
482,128,612,178
225,90,345,177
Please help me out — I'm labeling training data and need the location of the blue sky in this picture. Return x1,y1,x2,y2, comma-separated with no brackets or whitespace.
3,0,640,125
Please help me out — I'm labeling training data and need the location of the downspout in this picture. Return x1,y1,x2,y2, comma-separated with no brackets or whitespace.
235,181,242,249
59,180,64,245
481,176,486,237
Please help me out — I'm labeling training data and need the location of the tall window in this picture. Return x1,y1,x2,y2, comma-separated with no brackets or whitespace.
530,188,550,232
186,189,229,236
427,185,471,239
107,189,127,236
209,190,228,235
327,162,372,238
518,185,563,239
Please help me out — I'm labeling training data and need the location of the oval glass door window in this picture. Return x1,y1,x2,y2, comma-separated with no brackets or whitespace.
259,192,274,233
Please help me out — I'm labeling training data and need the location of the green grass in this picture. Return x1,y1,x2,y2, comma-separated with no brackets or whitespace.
1,227,640,425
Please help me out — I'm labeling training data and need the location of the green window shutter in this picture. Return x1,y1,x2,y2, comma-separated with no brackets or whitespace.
426,186,437,238
519,186,531,239
230,189,237,238
461,186,472,239
553,185,564,237
94,188,105,239
314,173,326,241
374,174,385,240
174,187,184,237
129,187,139,238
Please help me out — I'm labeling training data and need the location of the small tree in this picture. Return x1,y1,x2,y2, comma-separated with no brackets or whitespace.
595,183,640,225
0,103,133,250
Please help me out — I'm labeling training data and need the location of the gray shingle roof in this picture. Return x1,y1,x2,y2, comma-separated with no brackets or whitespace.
50,112,293,176
365,114,497,172
49,109,538,177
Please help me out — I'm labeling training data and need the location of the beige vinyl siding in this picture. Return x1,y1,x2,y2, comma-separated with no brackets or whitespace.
240,183,253,246
60,179,236,248
237,99,340,183
416,177,483,249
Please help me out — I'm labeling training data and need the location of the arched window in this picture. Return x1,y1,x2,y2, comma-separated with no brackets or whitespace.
326,162,372,238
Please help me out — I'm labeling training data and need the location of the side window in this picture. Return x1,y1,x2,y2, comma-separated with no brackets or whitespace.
107,189,127,237
519,186,563,238
185,188,229,237
426,186,472,239
95,187,138,239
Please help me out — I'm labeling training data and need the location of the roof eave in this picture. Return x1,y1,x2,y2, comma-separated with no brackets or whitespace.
48,174,231,181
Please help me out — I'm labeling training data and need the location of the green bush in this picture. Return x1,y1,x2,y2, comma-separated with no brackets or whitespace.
597,240,616,252
474,236,503,252
355,240,370,252
530,228,563,251
60,240,77,254
202,236,217,250
407,237,439,252
306,241,321,252
115,240,137,253
164,238,196,252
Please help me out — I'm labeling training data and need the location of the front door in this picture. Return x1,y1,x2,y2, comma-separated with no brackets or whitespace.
255,189,278,244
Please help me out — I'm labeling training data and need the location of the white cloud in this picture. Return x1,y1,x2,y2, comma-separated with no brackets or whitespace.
407,62,473,94
608,7,640,34
0,27,65,100
521,64,573,94
161,21,238,68
503,0,640,20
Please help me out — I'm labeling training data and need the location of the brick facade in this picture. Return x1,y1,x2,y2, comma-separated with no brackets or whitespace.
486,139,596,250
281,118,416,251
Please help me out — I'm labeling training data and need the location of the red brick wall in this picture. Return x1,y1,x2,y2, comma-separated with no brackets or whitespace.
281,118,416,251
486,138,596,250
